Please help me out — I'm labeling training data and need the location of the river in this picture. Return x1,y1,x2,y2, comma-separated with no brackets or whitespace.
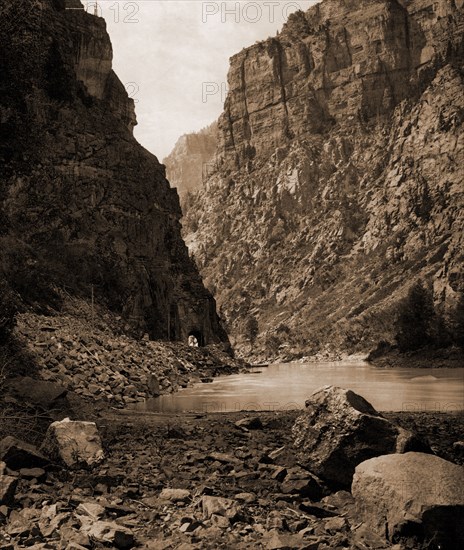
136,361,464,413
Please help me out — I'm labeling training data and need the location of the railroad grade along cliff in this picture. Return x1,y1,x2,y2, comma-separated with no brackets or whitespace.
0,0,228,345
182,0,464,358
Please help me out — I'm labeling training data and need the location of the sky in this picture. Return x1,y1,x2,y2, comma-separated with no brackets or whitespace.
87,1,317,160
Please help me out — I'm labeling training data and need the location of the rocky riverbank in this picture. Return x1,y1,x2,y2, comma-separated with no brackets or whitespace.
367,346,464,369
0,294,247,415
1,385,463,550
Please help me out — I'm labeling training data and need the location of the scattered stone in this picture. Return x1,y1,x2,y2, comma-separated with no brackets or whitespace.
41,418,104,468
76,501,106,519
0,437,49,470
159,488,191,502
235,492,257,504
266,510,288,531
265,529,305,549
352,452,464,548
201,495,240,521
207,452,241,465
19,468,46,481
280,467,324,500
324,516,347,533
179,518,201,533
79,518,135,549
267,465,287,482
210,513,229,529
299,503,337,519
6,508,40,536
292,386,426,486
235,416,263,430
268,446,286,462
0,476,17,505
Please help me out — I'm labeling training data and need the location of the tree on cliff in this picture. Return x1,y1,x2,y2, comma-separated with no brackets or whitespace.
450,293,464,348
243,314,259,345
395,280,436,352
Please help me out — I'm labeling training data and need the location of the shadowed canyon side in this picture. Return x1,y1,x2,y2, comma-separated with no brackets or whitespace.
0,0,227,345
180,0,464,358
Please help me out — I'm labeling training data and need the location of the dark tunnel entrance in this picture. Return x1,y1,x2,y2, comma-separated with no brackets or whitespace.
188,329,204,347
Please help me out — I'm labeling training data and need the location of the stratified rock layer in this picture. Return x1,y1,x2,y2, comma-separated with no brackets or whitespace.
0,0,227,345
183,0,464,357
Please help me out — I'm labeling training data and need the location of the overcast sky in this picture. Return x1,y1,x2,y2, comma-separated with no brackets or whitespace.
90,1,316,160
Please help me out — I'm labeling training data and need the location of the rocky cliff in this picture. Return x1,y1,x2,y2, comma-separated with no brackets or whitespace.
0,0,227,345
164,122,218,210
183,0,464,358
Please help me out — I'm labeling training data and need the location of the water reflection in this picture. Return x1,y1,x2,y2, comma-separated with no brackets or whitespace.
136,361,464,413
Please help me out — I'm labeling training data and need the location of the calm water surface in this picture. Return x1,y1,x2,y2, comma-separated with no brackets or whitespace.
137,361,464,413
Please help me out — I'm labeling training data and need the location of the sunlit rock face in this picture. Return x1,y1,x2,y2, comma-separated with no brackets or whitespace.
183,0,464,357
164,123,218,209
0,0,228,345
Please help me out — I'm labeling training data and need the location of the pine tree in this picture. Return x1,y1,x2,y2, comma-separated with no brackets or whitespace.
395,280,436,352
450,293,464,348
243,314,259,345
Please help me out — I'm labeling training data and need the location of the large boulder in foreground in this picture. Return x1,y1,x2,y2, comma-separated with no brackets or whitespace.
352,452,464,549
41,418,104,468
292,386,426,486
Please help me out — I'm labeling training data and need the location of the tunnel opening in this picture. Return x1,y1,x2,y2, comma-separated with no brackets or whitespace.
188,329,204,347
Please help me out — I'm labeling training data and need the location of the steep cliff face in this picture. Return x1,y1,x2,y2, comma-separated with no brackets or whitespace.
164,123,218,209
184,0,464,357
0,0,227,345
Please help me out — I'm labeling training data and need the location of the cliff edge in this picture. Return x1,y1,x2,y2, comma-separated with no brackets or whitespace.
0,0,228,346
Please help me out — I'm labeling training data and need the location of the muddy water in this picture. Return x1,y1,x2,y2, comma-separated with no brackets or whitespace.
136,361,464,413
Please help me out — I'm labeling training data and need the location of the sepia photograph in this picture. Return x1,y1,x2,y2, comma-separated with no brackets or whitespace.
0,0,463,548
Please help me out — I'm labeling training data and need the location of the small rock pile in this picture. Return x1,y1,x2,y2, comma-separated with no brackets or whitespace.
14,312,244,407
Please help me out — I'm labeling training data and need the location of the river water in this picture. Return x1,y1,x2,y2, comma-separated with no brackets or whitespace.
136,361,464,413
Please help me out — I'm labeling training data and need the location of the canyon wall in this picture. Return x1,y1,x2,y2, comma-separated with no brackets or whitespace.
0,0,228,345
183,0,464,357
164,123,217,209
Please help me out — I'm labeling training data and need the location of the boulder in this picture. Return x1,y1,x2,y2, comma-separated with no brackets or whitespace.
0,436,49,469
41,418,104,468
292,386,426,486
352,452,464,549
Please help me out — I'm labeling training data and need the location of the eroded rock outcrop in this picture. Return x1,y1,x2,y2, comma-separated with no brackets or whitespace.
183,0,464,357
0,0,227,345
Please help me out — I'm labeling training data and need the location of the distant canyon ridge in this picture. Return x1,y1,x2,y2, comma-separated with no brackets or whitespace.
165,0,464,359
